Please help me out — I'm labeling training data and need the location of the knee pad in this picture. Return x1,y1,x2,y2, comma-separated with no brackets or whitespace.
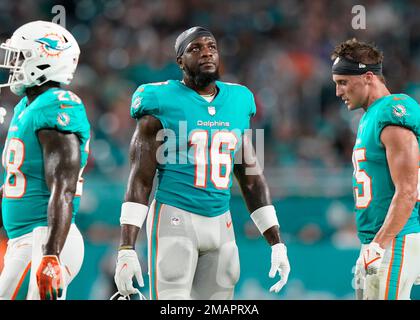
157,237,195,284
216,241,240,288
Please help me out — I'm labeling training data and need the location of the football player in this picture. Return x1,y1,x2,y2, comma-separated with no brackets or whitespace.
114,26,290,299
0,21,90,300
332,39,420,299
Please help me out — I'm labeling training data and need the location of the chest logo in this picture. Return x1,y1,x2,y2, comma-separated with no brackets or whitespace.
208,106,216,116
57,112,70,126
392,104,407,118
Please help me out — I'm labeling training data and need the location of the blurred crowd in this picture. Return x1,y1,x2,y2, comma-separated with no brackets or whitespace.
1,0,419,182
2,0,419,299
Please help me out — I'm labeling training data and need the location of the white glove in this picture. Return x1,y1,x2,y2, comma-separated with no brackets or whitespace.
114,249,144,296
354,256,365,299
269,243,290,293
0,107,6,124
362,242,385,275
415,275,420,285
355,256,366,278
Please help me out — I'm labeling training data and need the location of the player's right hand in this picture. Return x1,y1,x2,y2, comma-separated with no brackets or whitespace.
114,249,144,296
354,256,365,299
0,107,6,124
355,256,366,280
362,242,385,275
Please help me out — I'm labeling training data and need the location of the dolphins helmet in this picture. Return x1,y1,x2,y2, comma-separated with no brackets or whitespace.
0,20,80,95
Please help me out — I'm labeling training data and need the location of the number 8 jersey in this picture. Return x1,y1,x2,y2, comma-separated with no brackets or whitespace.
130,80,256,217
353,94,420,244
2,88,90,239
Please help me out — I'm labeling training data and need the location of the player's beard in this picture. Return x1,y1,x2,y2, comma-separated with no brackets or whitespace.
184,65,220,88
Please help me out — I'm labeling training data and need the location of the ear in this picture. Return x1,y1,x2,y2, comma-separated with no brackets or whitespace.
363,71,374,84
176,56,184,70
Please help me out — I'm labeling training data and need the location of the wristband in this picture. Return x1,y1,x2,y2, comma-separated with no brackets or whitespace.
118,245,134,251
250,205,279,234
120,202,148,229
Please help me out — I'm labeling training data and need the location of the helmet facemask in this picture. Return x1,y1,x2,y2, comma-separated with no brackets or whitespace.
0,40,33,95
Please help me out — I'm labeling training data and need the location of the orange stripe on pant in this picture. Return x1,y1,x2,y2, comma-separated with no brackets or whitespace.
395,236,406,300
11,262,31,300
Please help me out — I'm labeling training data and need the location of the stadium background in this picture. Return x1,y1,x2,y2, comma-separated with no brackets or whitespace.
1,0,420,299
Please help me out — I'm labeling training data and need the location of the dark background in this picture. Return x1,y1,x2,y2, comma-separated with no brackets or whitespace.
1,0,420,299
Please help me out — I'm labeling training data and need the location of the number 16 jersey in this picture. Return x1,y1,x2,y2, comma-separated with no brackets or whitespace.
130,80,256,217
353,94,420,244
2,88,90,239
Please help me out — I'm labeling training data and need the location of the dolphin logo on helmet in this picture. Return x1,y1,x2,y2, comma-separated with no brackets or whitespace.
35,33,72,57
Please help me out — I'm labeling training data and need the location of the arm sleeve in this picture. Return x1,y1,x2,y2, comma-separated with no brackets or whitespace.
375,98,420,145
34,90,90,138
248,89,257,118
130,84,160,119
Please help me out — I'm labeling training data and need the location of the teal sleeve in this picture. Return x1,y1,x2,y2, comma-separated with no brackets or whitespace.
34,92,90,138
248,89,257,117
376,98,420,142
249,91,257,117
130,84,160,119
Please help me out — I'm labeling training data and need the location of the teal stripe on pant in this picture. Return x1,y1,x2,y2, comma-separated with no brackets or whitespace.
14,265,30,300
385,236,405,300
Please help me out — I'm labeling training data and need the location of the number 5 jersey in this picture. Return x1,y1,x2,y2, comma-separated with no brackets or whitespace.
2,88,90,239
353,94,420,244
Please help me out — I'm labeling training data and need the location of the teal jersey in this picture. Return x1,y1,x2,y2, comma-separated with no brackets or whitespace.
2,88,90,239
353,94,420,244
130,80,256,216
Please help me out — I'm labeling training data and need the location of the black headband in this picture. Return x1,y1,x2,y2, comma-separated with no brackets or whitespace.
175,26,215,58
332,56,382,75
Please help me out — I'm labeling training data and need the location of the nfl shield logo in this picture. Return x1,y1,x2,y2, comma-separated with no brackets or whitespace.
208,106,216,116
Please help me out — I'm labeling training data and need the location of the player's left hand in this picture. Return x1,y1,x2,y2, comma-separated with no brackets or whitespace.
0,107,7,124
362,242,385,275
269,243,290,293
36,255,64,300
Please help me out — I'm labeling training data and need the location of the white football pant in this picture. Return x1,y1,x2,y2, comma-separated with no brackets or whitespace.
0,224,84,300
354,233,420,300
146,199,240,300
